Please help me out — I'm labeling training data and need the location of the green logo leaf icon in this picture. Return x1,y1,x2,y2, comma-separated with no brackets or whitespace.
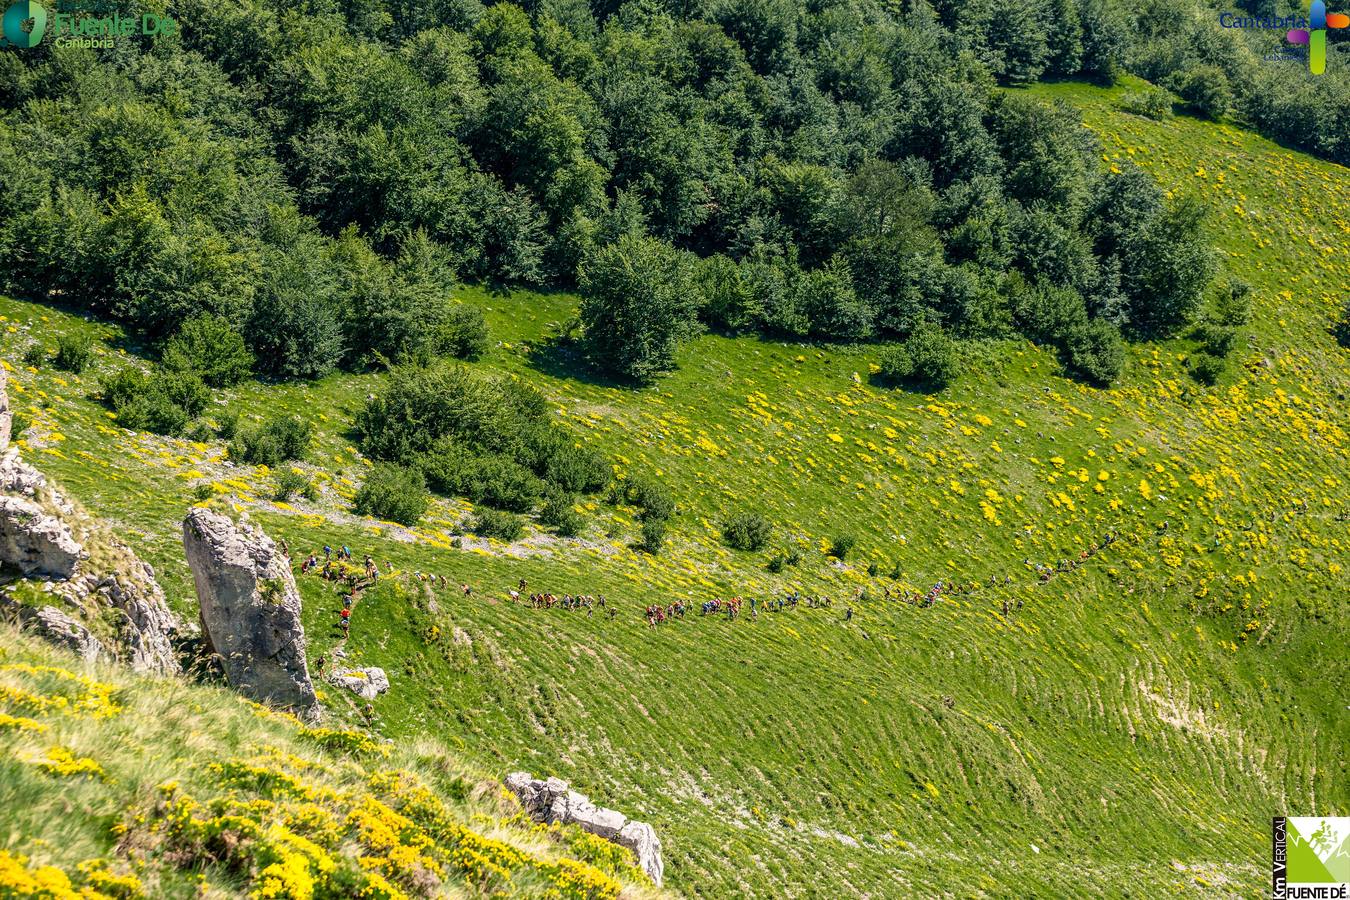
2,0,47,48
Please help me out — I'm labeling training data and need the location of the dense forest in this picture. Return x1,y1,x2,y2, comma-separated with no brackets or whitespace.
0,0,1344,391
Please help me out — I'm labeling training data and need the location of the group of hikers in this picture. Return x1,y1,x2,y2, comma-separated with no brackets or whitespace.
1029,530,1118,583
281,527,1132,641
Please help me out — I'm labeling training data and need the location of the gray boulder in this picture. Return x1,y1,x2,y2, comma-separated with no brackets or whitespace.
0,495,82,577
101,560,180,675
504,772,664,886
331,666,389,701
1,602,105,663
182,508,316,712
616,821,664,886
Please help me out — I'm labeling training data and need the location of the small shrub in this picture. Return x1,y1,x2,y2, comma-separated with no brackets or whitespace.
53,334,94,373
721,511,772,551
767,547,802,573
21,345,45,368
637,518,666,554
161,314,255,387
625,476,675,522
10,410,29,438
539,489,585,537
436,304,490,361
1334,299,1350,348
101,366,208,436
470,508,524,541
829,533,857,560
468,455,544,512
273,469,313,502
1187,351,1225,385
353,463,429,526
1119,86,1174,120
230,415,313,466
1212,278,1252,327
191,483,213,501
1170,65,1232,120
879,321,958,390
215,410,240,440
536,437,609,494
1193,321,1236,358
1062,320,1125,386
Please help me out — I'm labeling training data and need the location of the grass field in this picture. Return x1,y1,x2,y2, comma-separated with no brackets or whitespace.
3,79,1348,896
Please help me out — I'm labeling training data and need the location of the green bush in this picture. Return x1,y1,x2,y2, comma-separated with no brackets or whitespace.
470,508,524,541
539,489,584,537
21,344,45,368
721,512,773,551
436,304,490,361
1062,320,1125,386
578,233,700,383
1187,351,1225,385
215,410,240,440
878,321,958,390
1212,278,1252,328
161,314,255,387
273,469,316,502
1119,87,1174,120
230,415,313,466
353,463,430,526
1170,65,1232,120
53,334,94,374
1334,300,1350,349
766,547,801,573
1193,321,1237,358
101,366,208,436
467,455,544,512
624,476,674,521
637,518,666,554
829,533,857,560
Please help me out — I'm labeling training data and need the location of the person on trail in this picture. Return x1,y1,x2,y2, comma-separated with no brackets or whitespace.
323,545,333,561
462,583,472,596
316,655,326,678
1001,599,1009,616
845,607,853,622
519,578,528,592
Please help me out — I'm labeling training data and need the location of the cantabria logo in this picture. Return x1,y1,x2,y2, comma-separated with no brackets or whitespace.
1,0,47,48
1287,0,1350,74
1273,817,1350,900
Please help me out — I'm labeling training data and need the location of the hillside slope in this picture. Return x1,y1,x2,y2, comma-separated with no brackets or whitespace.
0,626,660,898
3,81,1348,896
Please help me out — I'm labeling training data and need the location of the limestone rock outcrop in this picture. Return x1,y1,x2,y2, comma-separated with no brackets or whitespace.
182,507,316,712
505,772,664,886
5,604,105,663
331,666,389,701
0,373,180,673
0,494,82,577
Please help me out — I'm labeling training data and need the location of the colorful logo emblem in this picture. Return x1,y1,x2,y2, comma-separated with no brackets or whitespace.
1287,0,1349,74
1,0,47,48
1273,817,1350,898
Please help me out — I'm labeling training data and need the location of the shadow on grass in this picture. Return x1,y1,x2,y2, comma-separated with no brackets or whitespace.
525,334,634,390
866,372,945,397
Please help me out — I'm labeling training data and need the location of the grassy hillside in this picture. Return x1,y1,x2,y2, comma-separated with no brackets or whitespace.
3,80,1348,896
0,627,660,899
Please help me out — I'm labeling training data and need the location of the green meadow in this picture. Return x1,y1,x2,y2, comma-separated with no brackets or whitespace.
3,81,1348,896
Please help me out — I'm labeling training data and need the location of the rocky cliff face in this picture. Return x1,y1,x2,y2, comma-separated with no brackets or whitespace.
182,507,316,713
0,368,181,674
505,772,664,886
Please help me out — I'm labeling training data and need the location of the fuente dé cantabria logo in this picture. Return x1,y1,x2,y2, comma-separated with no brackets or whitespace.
1,0,175,49
1273,817,1350,899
